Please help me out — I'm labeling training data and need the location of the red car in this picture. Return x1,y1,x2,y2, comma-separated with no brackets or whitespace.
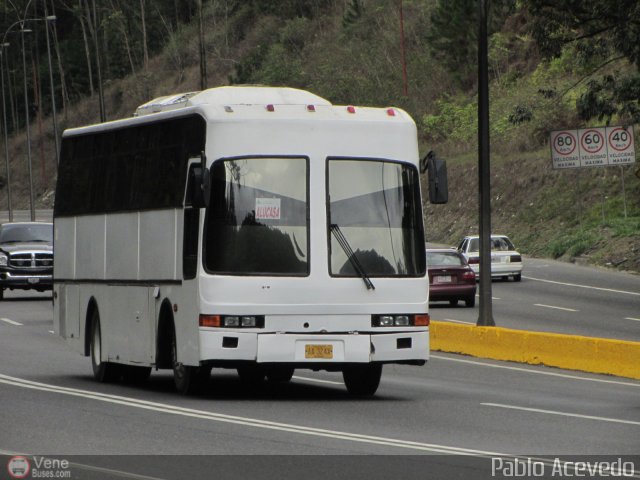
426,249,477,307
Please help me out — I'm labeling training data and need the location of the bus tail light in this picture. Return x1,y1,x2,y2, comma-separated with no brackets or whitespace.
200,314,265,328
372,314,429,327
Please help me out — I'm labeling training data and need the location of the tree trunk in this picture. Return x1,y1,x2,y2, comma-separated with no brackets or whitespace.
109,0,136,75
49,0,70,115
78,0,95,95
140,0,149,70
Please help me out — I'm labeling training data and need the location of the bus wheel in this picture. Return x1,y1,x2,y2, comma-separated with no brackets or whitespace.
266,367,295,383
237,366,266,385
170,324,209,395
342,364,382,397
90,310,121,382
122,365,152,384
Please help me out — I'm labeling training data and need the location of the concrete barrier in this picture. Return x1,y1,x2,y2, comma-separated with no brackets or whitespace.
430,321,640,380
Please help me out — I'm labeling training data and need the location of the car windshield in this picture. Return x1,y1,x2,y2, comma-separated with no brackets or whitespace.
327,158,424,277
427,251,465,266
204,156,308,276
0,224,52,244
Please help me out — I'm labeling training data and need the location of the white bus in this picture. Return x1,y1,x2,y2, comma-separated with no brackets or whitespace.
53,86,447,396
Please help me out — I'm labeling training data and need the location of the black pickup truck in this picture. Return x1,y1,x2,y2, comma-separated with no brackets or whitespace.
0,222,53,300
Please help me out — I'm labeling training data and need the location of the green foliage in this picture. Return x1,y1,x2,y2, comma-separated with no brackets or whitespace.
422,99,477,144
427,0,516,88
547,230,602,259
523,0,640,123
342,0,364,28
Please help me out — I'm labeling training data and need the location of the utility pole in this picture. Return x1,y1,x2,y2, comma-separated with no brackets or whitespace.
477,0,495,326
1,44,12,222
43,3,59,166
21,24,35,221
399,0,408,97
91,0,105,122
198,0,207,90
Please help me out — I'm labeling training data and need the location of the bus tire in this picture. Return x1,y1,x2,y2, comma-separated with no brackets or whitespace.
90,309,121,382
266,367,295,383
237,366,266,385
342,364,382,397
170,322,209,395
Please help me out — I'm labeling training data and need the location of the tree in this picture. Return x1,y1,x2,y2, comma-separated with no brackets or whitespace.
524,0,640,123
426,0,515,88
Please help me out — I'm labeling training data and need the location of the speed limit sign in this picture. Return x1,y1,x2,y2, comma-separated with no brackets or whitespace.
551,126,635,168
606,126,635,165
550,130,579,168
578,128,607,166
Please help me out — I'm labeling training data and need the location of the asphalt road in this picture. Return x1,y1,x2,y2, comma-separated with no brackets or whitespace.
1,290,639,479
429,255,640,342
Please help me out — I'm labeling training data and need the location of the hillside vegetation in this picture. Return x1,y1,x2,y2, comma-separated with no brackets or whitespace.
0,0,638,273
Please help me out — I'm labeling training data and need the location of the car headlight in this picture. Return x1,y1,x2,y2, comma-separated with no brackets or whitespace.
0,252,7,266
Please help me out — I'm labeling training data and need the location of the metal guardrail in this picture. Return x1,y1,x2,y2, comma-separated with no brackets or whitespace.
0,209,53,223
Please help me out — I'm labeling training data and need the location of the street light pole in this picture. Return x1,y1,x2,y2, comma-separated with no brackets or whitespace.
0,43,12,222
43,7,59,166
20,23,35,222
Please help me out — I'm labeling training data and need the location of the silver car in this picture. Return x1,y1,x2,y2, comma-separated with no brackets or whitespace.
457,235,522,282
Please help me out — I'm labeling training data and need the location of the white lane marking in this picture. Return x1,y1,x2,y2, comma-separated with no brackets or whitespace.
0,317,22,326
482,403,640,427
0,373,508,456
625,317,640,322
442,318,475,325
524,276,640,296
292,375,343,385
475,294,501,300
534,303,579,312
430,354,640,388
48,330,55,334
0,449,165,480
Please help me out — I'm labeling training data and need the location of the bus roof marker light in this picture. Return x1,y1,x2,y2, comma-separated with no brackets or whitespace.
307,105,316,112
266,104,275,112
224,106,233,113
386,108,396,117
347,106,356,114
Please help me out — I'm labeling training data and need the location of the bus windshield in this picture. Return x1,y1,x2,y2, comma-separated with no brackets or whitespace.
328,158,425,277
204,156,309,276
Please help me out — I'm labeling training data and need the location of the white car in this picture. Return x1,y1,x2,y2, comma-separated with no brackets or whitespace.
457,235,522,282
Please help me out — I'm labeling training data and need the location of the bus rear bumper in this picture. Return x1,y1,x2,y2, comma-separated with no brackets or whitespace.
199,330,429,365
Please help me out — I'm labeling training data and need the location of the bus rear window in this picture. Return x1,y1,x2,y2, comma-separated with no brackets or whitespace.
204,156,309,276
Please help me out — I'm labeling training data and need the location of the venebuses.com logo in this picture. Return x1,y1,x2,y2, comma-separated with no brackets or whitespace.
7,456,30,479
6,455,71,479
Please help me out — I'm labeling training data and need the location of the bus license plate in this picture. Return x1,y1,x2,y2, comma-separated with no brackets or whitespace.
305,344,333,359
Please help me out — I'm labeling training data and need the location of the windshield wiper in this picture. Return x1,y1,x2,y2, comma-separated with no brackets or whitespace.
330,224,375,290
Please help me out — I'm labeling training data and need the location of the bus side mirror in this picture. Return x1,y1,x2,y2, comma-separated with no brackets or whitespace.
421,151,448,204
190,152,210,208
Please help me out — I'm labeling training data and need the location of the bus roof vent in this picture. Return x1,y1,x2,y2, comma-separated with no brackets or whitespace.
133,87,332,116
134,92,200,116
187,86,332,107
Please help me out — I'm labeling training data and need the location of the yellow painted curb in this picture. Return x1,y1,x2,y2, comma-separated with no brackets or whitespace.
430,321,640,380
